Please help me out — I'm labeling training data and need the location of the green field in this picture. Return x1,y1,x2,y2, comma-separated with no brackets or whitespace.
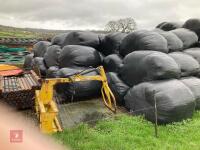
0,24,105,39
54,111,200,150
0,31,37,38
0,25,56,39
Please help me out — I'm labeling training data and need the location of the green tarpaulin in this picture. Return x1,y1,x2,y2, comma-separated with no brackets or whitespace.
0,45,26,53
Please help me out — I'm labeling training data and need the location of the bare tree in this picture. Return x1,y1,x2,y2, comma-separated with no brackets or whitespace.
105,21,119,32
105,17,137,33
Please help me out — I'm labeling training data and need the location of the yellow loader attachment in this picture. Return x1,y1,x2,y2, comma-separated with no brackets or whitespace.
35,66,117,134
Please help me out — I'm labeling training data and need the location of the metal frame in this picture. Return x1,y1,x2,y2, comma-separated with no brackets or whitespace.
35,66,117,134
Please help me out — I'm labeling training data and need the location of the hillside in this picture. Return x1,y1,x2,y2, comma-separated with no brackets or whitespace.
0,25,106,39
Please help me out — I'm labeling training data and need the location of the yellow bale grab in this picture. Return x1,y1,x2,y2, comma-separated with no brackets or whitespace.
35,66,117,134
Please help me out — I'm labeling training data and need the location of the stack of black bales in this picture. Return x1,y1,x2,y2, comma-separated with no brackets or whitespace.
23,18,200,124
117,19,200,124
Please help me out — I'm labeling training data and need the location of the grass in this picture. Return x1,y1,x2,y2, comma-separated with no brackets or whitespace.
54,111,200,150
0,31,37,38
0,27,55,39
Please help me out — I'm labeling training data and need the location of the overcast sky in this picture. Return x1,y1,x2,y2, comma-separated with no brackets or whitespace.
0,0,199,30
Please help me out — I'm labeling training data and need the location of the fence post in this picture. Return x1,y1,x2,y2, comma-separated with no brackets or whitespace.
154,90,158,138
